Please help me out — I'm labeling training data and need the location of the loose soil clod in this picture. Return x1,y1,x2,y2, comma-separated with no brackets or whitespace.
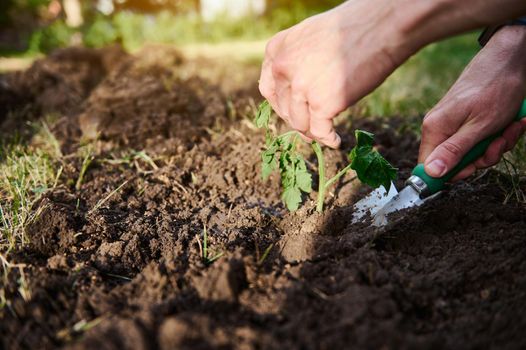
1,46,526,350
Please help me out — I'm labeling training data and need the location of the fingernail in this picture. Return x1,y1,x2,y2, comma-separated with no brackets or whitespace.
426,159,447,177
333,134,342,149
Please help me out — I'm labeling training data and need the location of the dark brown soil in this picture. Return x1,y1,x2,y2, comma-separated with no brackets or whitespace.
1,47,525,350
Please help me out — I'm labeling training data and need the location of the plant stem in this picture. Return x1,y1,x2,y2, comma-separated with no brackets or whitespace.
311,142,326,212
312,142,355,212
325,164,353,189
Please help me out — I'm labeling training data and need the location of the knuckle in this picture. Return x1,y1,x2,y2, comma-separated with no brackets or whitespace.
308,95,330,115
308,91,346,117
309,127,325,139
421,112,440,133
258,81,271,99
290,118,306,132
440,140,464,158
271,58,289,78
290,78,308,93
308,98,323,114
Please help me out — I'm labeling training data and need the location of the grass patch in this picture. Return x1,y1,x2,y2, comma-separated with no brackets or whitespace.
0,123,62,250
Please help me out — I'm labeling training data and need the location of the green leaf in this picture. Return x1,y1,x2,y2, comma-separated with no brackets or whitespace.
294,155,312,193
279,151,295,188
262,156,277,180
354,129,374,147
348,130,397,192
255,100,272,129
363,153,397,190
281,186,302,211
255,103,313,211
265,130,274,147
261,133,280,180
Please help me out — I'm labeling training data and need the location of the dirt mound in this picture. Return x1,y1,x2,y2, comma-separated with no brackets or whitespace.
2,47,526,350
78,64,227,150
0,46,128,126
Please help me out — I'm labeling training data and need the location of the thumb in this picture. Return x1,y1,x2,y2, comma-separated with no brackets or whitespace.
423,127,481,178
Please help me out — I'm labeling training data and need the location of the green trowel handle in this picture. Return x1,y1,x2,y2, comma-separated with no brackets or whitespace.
412,99,526,196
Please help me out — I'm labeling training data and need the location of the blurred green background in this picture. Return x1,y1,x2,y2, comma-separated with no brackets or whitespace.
0,0,480,117
0,0,343,54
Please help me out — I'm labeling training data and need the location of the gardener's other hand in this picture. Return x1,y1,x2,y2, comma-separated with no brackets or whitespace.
419,26,526,181
259,0,412,148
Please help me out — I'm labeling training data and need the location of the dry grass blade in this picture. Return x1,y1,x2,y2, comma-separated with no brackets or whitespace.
199,224,223,265
88,180,129,215
257,243,274,266
76,145,94,191
0,253,31,305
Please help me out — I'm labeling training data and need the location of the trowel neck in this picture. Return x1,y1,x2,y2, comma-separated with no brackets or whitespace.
406,175,430,198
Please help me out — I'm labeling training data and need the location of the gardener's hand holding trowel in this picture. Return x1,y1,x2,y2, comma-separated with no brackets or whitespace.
419,25,526,181
260,0,526,182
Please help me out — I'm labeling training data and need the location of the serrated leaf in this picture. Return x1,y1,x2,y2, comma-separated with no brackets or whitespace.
354,129,374,147
362,153,397,191
296,169,312,193
294,155,312,193
348,130,397,192
262,156,277,180
255,100,271,129
281,186,302,211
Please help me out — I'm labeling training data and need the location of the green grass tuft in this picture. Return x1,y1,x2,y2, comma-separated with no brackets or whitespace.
0,123,63,250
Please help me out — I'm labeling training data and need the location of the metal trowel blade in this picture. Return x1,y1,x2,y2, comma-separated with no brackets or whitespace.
370,185,423,227
351,182,398,223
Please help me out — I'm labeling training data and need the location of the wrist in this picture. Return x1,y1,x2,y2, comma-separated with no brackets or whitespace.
485,25,526,81
394,0,526,54
487,25,526,50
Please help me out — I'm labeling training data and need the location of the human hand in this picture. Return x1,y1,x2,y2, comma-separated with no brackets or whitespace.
419,26,526,181
258,0,413,148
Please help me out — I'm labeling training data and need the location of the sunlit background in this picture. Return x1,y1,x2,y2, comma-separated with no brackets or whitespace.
0,0,481,117
0,0,342,54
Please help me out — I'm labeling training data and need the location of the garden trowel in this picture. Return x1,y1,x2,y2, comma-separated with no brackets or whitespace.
352,99,526,227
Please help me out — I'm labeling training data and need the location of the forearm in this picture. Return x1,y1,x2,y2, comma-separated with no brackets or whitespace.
485,26,526,83
390,0,526,59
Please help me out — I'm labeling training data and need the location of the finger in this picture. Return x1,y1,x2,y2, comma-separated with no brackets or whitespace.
450,164,476,182
424,127,480,178
275,83,291,124
259,31,288,115
259,58,279,112
473,137,507,168
309,115,341,149
418,111,451,164
298,133,312,143
288,93,310,133
501,121,525,152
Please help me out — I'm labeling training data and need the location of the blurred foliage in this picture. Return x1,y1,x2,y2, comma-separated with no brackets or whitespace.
359,33,479,118
27,19,75,53
82,15,118,48
2,0,346,54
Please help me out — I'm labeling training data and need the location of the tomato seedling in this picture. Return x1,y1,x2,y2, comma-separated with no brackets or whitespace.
255,100,397,212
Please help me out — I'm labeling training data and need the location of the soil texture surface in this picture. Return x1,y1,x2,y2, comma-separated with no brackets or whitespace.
1,46,525,350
